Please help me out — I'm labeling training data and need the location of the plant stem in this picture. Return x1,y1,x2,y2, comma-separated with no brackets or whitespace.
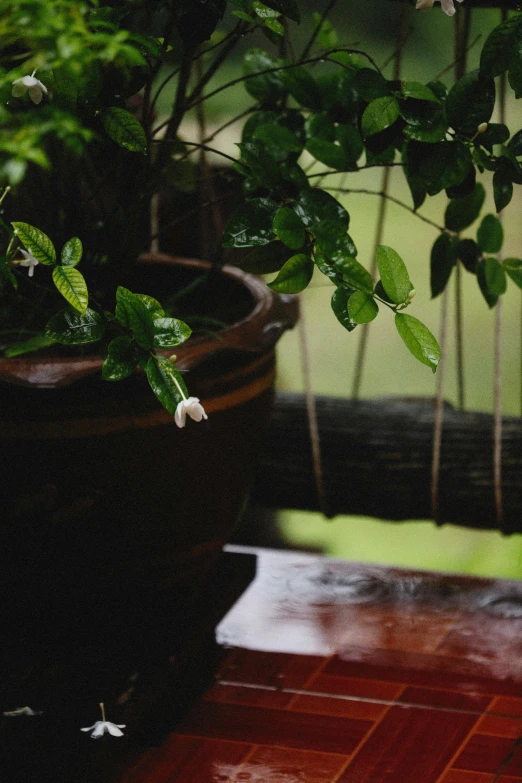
300,0,339,61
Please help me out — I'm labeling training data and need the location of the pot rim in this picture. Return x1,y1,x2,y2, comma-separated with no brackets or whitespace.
0,253,298,389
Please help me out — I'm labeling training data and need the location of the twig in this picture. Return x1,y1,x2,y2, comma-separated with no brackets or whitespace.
151,140,241,167
300,0,339,61
432,33,481,82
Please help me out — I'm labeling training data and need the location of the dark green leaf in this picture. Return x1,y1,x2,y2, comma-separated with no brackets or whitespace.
304,113,335,141
477,257,507,308
264,17,284,35
293,190,349,230
242,110,279,142
115,287,161,349
361,96,400,137
444,183,485,232
493,166,515,212
477,123,509,152
261,0,300,22
61,236,82,267
315,221,357,260
312,11,338,48
243,49,284,103
305,138,347,169
222,197,279,247
273,207,305,249
403,124,448,143
176,0,226,45
102,336,139,381
11,222,56,266
46,307,105,345
406,141,473,196
146,356,188,416
347,291,378,324
254,123,302,152
446,69,495,136
430,234,457,298
314,249,338,281
334,256,373,294
445,166,476,199
401,82,439,102
268,254,313,293
508,42,522,98
509,128,522,156
238,140,281,187
351,68,390,102
376,245,412,304
152,317,192,349
480,13,522,77
102,107,147,154
335,124,364,166
503,258,522,288
331,286,357,332
458,239,480,273
280,64,321,110
374,280,394,304
52,266,88,314
394,313,440,372
477,214,504,253
240,241,294,274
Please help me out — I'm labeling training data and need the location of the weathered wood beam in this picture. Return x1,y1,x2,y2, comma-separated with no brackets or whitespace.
251,393,522,534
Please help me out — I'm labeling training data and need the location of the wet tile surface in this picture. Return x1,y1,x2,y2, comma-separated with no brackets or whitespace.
117,547,522,782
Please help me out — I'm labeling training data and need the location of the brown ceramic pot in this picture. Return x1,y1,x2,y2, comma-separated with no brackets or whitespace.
0,254,297,676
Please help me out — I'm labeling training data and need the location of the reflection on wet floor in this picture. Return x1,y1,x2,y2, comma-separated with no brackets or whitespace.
119,547,522,783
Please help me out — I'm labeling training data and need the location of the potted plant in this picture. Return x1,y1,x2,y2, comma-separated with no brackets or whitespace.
1,0,521,715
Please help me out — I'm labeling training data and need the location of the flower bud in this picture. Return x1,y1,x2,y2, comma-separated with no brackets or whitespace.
477,122,488,134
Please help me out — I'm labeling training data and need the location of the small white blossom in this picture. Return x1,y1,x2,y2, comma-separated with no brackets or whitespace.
3,706,43,717
416,0,464,16
16,249,40,277
12,71,48,105
175,396,208,428
81,721,126,739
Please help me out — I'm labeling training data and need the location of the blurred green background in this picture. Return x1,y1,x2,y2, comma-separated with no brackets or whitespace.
163,1,522,578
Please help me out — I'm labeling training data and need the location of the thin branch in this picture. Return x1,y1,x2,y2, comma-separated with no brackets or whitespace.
151,139,241,167
307,162,405,179
300,0,339,61
187,22,254,105
150,193,230,243
201,105,256,146
323,187,446,233
432,33,481,82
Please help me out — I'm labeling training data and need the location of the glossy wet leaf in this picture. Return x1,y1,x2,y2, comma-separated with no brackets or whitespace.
331,286,357,332
268,253,313,293
243,49,284,103
477,214,503,254
480,14,522,77
52,266,88,314
222,198,279,247
152,317,192,349
46,307,105,345
261,0,300,22
347,291,378,324
4,333,56,358
304,113,335,141
61,236,82,267
146,356,188,416
477,257,507,308
444,183,485,232
254,123,302,152
334,256,373,294
335,125,363,166
238,140,281,187
446,70,495,136
395,313,440,373
11,222,56,266
293,190,349,230
102,107,147,154
102,336,139,381
406,141,473,197
315,221,358,261
240,241,294,274
361,96,400,137
115,287,162,350
280,64,321,111
401,82,439,102
376,245,412,305
430,234,458,299
273,207,305,249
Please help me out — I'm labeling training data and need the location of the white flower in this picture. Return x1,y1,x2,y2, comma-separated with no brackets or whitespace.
175,396,208,428
12,71,48,105
81,720,126,739
3,706,43,717
415,0,464,16
16,249,39,277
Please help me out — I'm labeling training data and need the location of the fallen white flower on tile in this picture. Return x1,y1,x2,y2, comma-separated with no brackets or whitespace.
81,720,126,739
12,71,48,104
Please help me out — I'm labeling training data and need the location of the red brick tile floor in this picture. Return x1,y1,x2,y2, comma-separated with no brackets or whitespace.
116,546,522,782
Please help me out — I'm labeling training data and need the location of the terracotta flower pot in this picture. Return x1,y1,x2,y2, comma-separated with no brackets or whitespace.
0,254,297,683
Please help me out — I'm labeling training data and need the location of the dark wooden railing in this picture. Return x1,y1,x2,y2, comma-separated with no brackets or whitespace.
251,393,522,534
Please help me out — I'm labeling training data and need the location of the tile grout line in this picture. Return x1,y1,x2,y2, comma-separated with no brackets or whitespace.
330,685,408,783
285,654,335,711
217,679,522,720
432,701,493,783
